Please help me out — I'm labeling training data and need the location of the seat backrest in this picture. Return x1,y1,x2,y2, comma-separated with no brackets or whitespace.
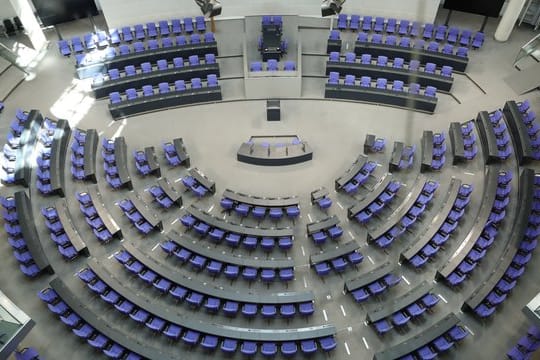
204,32,215,42
284,61,296,71
393,58,404,68
250,61,262,71
267,59,278,71
329,72,339,84
361,76,371,86
142,85,154,95
126,88,137,100
173,57,184,67
425,62,436,73
393,80,404,91
125,65,136,75
191,78,202,88
189,55,199,65
207,74,218,86
157,59,168,70
345,52,356,63
159,82,169,93
345,74,355,85
329,52,340,61
376,78,387,88
361,54,371,64
377,55,388,66
205,53,215,64
141,62,152,72
372,34,382,43
358,32,368,42
409,83,420,94
329,30,340,40
190,34,200,43
175,80,186,91
176,35,186,45
409,59,420,71
425,86,437,97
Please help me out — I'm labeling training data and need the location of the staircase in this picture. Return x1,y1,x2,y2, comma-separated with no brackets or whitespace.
520,0,540,30
0,42,27,102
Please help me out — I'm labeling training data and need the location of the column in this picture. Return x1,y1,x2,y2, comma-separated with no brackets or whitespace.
9,0,47,51
494,0,527,42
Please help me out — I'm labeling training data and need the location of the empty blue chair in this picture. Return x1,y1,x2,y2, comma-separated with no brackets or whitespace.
204,32,215,43
457,46,468,57
374,17,385,32
392,80,404,92
175,80,186,91
195,16,206,32
472,32,484,49
109,92,121,104
284,60,296,70
376,55,388,66
147,39,158,50
414,39,425,49
142,85,154,97
441,65,453,77
362,16,373,31
393,57,404,68
161,37,173,48
205,53,216,64
460,30,473,46
191,78,202,89
329,30,340,40
425,86,437,97
447,27,459,43
344,74,356,86
399,37,411,47
337,14,348,30
399,20,410,35
328,72,340,85
207,74,218,87
176,35,187,45
158,82,170,94
158,20,169,36
376,78,387,89
386,18,397,33
427,41,439,52
350,15,360,31
133,42,145,52
190,34,200,44
267,59,278,71
371,33,383,44
385,35,397,46
345,52,356,63
357,31,368,42
146,22,158,38
120,27,133,42
360,76,371,87
183,17,194,33
435,25,447,41
423,23,434,39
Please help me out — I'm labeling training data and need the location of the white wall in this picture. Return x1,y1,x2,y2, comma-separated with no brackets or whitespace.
99,0,440,29
0,0,17,20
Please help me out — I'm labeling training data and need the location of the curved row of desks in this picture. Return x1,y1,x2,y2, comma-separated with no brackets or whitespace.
222,189,299,208
88,258,333,342
187,205,294,239
347,173,394,218
326,61,454,91
400,178,461,261
49,276,178,360
166,230,294,269
367,175,428,241
109,86,223,120
462,168,535,312
14,110,43,187
122,241,310,305
236,141,313,166
76,42,219,79
335,154,369,190
353,42,469,72
503,100,534,165
325,84,437,114
93,63,220,99
436,165,500,280
49,119,71,197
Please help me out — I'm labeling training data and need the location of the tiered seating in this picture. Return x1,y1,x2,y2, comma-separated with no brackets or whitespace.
181,167,215,197
76,31,217,67
1,109,29,184
401,179,473,267
92,53,218,98
39,280,154,360
71,129,97,182
133,146,160,176
348,174,401,223
311,187,333,210
102,137,132,190
421,130,446,171
507,325,540,360
181,205,293,252
79,257,336,356
161,230,295,281
220,189,300,221
309,241,363,276
147,178,183,208
2,192,53,277
335,156,378,194
437,168,512,286
118,194,163,235
77,187,122,243
163,137,190,167
108,75,222,119
369,178,439,248
390,142,416,171
115,243,316,320
41,200,88,260
462,169,538,318
476,110,512,163
450,120,478,163
373,313,469,359
327,51,453,91
352,31,469,70
326,72,437,113
345,262,400,302
307,215,344,246
367,281,439,334
364,134,386,153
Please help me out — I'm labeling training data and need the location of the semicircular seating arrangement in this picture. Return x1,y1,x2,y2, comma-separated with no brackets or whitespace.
1,7,540,360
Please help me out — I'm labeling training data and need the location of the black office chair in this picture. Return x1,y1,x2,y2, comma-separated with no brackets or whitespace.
13,17,24,31
3,19,16,36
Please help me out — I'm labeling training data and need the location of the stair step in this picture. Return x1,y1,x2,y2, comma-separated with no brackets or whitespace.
0,65,26,101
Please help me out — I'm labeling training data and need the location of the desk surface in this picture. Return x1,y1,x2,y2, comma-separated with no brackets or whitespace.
348,174,394,218
223,188,299,208
54,198,87,254
345,261,394,292
87,185,121,236
128,192,162,228
335,155,369,190
310,241,360,265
